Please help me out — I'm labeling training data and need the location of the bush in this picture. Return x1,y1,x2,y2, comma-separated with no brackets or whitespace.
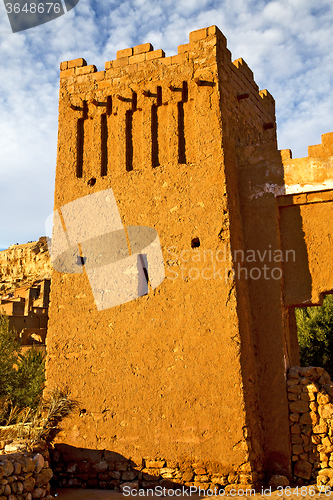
296,294,333,377
0,313,45,414
9,349,46,408
0,313,19,399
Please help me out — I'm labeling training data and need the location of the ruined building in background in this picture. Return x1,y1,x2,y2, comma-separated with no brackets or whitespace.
0,237,51,297
0,278,50,346
46,25,333,487
0,238,52,346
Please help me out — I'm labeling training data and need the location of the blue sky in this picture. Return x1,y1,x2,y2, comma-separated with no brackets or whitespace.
0,0,332,249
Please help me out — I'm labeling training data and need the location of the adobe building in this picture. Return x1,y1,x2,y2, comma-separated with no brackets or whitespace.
46,25,333,487
0,279,50,345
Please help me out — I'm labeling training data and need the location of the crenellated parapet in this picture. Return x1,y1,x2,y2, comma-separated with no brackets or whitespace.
59,26,275,122
281,132,333,194
55,26,277,211
308,132,333,159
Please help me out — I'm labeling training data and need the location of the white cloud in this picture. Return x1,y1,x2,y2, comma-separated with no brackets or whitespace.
0,0,333,247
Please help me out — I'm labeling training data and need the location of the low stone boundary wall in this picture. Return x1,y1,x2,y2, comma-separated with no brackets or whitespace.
0,441,54,499
51,447,264,492
287,366,333,485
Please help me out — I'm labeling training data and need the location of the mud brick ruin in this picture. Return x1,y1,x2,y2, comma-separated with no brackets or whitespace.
0,279,50,346
46,25,333,488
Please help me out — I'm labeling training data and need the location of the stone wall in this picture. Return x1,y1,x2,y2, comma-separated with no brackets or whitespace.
50,447,263,492
0,441,53,499
287,366,333,485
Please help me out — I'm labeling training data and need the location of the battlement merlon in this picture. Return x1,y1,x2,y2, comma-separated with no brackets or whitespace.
280,132,333,195
58,25,275,120
308,132,333,159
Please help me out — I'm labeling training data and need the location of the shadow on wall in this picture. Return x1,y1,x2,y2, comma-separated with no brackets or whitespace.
233,142,313,475
50,445,194,491
278,191,333,308
278,205,312,307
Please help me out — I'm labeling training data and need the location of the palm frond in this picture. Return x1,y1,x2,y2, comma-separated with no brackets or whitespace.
0,386,79,443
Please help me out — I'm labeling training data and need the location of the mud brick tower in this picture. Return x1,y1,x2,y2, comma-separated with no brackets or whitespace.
47,25,333,487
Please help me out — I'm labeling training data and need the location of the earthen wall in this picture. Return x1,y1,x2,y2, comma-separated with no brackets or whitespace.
46,24,333,485
45,25,283,482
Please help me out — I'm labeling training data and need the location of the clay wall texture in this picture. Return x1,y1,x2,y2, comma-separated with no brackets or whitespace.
48,25,261,477
46,24,333,486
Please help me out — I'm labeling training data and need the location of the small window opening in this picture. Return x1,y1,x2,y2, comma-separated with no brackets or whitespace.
191,237,200,248
77,256,86,266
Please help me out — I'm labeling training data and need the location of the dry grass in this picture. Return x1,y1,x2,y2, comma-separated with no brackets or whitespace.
0,387,79,443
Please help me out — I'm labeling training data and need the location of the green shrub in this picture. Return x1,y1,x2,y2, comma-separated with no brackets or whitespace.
0,313,19,399
9,349,46,408
296,294,333,377
0,313,45,414
0,313,77,442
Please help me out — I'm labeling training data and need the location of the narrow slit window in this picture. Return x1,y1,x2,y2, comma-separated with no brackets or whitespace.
151,104,159,167
178,102,186,164
106,96,112,116
83,101,88,119
182,81,188,103
77,118,84,178
101,114,108,177
177,82,188,164
126,110,133,172
132,92,137,112
157,86,162,107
